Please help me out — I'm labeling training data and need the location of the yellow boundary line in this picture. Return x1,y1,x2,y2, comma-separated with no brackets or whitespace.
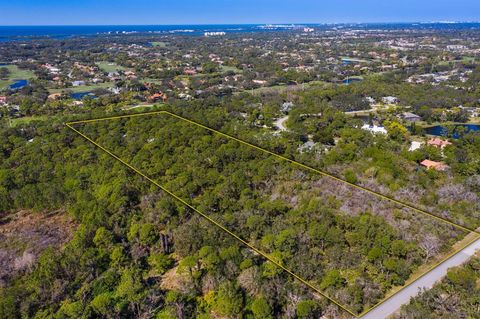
67,111,480,236
66,110,480,317
65,122,359,317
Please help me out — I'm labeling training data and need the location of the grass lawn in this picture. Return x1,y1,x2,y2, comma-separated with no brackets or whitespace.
49,82,115,94
96,62,126,73
150,41,167,48
246,80,327,95
220,65,243,74
439,56,477,66
9,115,49,128
0,65,36,89
143,77,164,85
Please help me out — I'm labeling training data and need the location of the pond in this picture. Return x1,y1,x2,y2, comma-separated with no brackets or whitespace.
70,92,96,100
424,124,480,138
343,78,363,84
9,79,28,89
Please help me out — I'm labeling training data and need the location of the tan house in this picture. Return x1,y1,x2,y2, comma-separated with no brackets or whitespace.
420,159,449,171
427,137,452,149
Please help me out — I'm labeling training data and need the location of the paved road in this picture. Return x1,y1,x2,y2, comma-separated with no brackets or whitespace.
359,237,480,319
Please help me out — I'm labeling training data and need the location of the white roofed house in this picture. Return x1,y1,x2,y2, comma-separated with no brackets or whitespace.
281,102,294,114
72,80,85,87
382,96,398,105
361,124,387,134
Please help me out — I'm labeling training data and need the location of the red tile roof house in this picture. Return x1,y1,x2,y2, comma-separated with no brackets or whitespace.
184,69,197,76
420,159,449,171
148,92,168,102
0,96,7,105
427,137,452,149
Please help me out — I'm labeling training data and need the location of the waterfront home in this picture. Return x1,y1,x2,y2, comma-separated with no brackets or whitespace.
427,137,452,149
459,106,479,117
408,141,424,151
420,159,449,171
400,112,422,122
205,32,226,37
361,124,387,134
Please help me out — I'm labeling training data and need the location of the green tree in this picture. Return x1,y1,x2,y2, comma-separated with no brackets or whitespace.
384,120,409,141
116,269,145,305
447,267,476,290
0,67,10,80
251,297,273,319
320,270,345,290
212,282,244,317
296,300,320,319
90,292,115,316
148,253,174,275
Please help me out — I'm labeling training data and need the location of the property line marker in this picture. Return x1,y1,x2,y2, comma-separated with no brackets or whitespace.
66,110,480,318
66,122,358,317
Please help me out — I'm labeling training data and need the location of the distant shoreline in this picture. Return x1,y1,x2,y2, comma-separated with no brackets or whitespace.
1,22,480,42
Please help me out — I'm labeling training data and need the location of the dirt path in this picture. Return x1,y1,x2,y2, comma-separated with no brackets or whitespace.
273,116,289,131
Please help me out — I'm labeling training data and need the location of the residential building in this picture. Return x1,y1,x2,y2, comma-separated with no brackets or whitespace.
427,137,452,149
420,159,449,171
400,112,422,122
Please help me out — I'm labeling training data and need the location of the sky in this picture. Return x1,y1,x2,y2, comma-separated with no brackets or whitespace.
1,0,479,25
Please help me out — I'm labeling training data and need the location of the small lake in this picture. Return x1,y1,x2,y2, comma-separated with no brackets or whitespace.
9,79,28,89
425,124,480,138
70,92,96,100
342,58,366,66
343,78,363,84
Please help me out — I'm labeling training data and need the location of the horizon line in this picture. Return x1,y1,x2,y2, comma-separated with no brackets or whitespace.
2,21,480,27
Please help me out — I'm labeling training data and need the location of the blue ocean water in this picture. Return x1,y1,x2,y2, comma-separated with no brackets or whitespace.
1,23,479,42
0,24,302,42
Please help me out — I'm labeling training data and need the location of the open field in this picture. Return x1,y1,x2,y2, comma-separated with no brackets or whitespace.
150,41,167,48
95,61,126,73
49,82,115,94
220,65,243,73
68,111,475,317
143,77,164,85
247,81,327,95
439,56,477,66
9,115,50,128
